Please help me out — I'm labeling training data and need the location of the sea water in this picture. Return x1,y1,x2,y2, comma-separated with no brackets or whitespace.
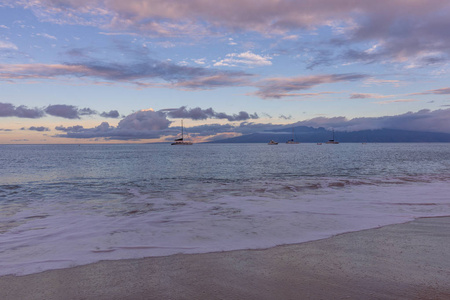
0,143,449,276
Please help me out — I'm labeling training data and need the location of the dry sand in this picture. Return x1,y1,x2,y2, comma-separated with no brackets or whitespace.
1,217,450,300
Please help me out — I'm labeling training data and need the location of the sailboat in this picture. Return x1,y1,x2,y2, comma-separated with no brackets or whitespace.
286,128,300,144
171,120,193,145
325,129,339,144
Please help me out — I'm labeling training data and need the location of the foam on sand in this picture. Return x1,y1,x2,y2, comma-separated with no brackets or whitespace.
1,217,449,300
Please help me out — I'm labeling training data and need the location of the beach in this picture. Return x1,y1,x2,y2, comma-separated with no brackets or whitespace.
1,216,449,300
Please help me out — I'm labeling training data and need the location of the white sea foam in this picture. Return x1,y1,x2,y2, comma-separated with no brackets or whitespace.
1,178,449,276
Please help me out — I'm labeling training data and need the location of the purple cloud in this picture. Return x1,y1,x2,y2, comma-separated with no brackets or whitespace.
1,60,252,90
411,87,450,96
253,73,368,99
100,110,120,118
55,109,173,140
160,107,259,121
45,105,80,119
0,102,123,120
54,107,261,140
26,126,50,132
13,0,450,66
0,102,44,118
55,125,85,132
292,108,450,133
78,108,97,116
54,107,450,141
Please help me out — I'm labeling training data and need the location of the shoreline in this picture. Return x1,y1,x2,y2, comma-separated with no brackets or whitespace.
1,216,450,299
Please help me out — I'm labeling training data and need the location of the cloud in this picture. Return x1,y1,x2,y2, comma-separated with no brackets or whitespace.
53,108,450,141
375,99,419,104
26,126,50,132
282,35,299,41
214,51,272,67
55,125,84,132
161,107,215,120
228,38,237,46
36,33,57,40
0,40,18,50
350,93,391,99
13,1,450,66
292,108,450,133
160,106,259,121
411,87,450,96
55,122,116,139
363,78,402,87
100,110,120,118
340,3,450,65
54,107,260,140
180,121,285,138
0,102,122,119
0,63,89,80
253,73,368,99
0,60,252,90
193,58,206,65
64,48,94,58
2,102,259,125
5,0,450,71
78,107,97,116
172,73,252,90
19,1,444,36
0,102,44,118
55,109,173,140
118,109,171,131
66,107,112,118
45,104,82,119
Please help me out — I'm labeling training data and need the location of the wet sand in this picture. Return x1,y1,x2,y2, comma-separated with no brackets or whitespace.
1,217,450,300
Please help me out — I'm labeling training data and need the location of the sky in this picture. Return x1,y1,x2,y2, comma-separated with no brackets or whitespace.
1,0,450,144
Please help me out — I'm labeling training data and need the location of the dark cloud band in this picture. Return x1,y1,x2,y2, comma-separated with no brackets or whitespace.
0,102,121,120
54,108,450,141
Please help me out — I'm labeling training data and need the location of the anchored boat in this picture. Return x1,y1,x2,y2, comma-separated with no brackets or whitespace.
171,120,193,145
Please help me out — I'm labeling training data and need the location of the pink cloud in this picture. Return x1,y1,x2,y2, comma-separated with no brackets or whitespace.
253,73,368,99
0,62,252,90
21,1,450,38
9,1,450,67
411,87,450,96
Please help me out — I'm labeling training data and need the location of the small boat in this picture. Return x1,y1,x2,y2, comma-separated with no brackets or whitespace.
286,128,300,144
325,129,339,144
317,143,322,145
268,140,278,145
171,120,193,145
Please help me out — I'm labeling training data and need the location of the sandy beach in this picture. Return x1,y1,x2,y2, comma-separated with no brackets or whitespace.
1,217,449,300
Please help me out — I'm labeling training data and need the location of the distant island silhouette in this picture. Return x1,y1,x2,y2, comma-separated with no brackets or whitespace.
208,126,450,143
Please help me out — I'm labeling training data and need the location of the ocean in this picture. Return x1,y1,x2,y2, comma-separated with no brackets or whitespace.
1,143,449,276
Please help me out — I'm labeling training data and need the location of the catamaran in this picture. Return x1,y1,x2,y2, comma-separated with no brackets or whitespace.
286,128,300,144
325,129,339,144
171,120,193,145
